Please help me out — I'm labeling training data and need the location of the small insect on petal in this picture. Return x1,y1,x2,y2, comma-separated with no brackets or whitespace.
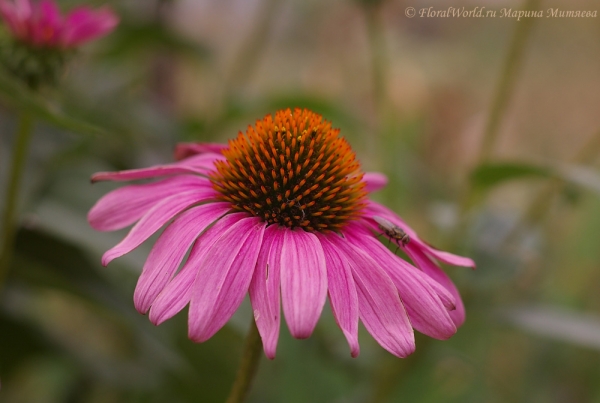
374,216,410,247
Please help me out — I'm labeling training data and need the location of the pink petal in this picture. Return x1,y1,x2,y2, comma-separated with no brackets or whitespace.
91,166,204,183
424,247,476,270
62,6,118,47
0,0,24,37
188,217,265,342
249,225,285,359
407,245,466,327
367,201,475,268
318,233,360,357
332,235,415,358
15,0,31,18
175,143,227,161
101,190,210,266
280,229,327,339
350,232,456,340
148,213,246,325
178,152,224,170
88,175,213,231
31,0,61,46
91,153,223,183
364,172,388,193
133,202,230,314
348,222,456,310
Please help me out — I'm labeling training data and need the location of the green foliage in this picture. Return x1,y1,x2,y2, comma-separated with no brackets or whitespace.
0,67,107,137
470,162,551,191
102,22,211,62
1,1,599,402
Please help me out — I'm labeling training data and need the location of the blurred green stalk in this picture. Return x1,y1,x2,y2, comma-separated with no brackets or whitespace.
225,0,280,96
479,0,541,162
0,112,33,289
225,319,263,403
459,0,542,229
508,129,600,240
361,0,389,168
364,2,387,116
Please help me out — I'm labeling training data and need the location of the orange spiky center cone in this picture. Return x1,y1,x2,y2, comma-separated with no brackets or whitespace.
210,108,367,232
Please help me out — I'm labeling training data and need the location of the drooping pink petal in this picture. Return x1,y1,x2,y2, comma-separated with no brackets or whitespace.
407,244,466,327
423,247,476,270
91,153,223,183
101,190,211,266
318,233,360,357
148,213,245,325
88,175,214,231
175,143,227,161
14,0,31,18
0,0,25,37
280,229,327,339
249,225,285,359
61,6,118,47
133,202,230,314
348,230,456,340
332,234,415,358
31,0,61,46
91,165,205,183
364,172,388,193
188,217,265,342
367,201,476,268
348,222,456,310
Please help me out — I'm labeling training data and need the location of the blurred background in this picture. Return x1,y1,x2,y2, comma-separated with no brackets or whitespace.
1,0,600,402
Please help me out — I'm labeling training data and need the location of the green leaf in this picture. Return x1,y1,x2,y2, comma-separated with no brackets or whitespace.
0,312,54,376
471,161,600,198
102,22,211,62
470,162,551,191
0,67,107,137
10,227,135,318
182,94,362,142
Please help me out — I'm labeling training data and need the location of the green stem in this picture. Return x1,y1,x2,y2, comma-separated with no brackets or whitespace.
479,0,541,162
457,0,541,236
225,319,263,403
364,3,387,116
0,112,34,289
225,0,280,97
362,1,388,163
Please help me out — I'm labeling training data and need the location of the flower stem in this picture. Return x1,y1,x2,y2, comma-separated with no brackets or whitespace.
361,0,388,164
478,0,541,162
225,319,263,403
225,0,280,96
0,112,34,289
364,2,387,116
506,129,600,241
457,0,541,236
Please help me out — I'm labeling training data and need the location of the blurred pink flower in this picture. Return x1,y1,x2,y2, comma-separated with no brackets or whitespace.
0,0,118,48
88,109,474,359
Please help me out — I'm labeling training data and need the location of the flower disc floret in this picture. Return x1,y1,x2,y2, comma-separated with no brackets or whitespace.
211,108,367,232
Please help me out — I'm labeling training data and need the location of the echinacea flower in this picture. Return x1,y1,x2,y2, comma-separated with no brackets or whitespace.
0,0,118,88
0,0,118,48
88,108,475,358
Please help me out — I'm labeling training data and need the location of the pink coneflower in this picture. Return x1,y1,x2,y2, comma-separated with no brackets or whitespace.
0,0,118,48
88,108,475,359
0,0,118,88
